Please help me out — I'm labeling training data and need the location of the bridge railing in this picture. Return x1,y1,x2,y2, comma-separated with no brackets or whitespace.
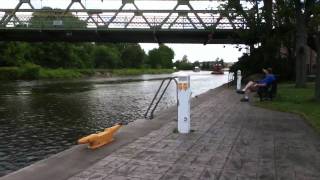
0,14,247,30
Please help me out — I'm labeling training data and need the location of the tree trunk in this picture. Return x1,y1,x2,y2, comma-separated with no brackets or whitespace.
262,0,273,66
295,1,307,88
263,0,272,30
315,35,320,101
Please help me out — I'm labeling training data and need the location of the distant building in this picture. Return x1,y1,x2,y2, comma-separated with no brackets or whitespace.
280,45,317,75
307,47,317,75
224,62,235,68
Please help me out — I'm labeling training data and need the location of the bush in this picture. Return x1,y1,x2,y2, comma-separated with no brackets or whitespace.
20,63,41,79
78,69,95,76
0,67,20,80
39,68,83,79
112,68,175,76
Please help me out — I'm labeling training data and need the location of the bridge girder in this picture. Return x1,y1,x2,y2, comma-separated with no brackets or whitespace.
0,0,254,43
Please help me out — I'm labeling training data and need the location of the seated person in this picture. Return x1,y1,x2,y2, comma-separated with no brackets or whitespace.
237,68,275,102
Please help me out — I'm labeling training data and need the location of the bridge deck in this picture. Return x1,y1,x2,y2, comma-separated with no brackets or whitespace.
0,28,245,43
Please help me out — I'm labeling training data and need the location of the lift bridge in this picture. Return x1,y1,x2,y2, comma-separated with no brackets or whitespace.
0,0,252,43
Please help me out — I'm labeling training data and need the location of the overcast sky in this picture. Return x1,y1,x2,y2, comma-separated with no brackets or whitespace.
141,43,247,62
0,0,248,62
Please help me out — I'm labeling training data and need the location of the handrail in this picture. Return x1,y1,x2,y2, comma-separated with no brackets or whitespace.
144,79,166,118
144,77,178,119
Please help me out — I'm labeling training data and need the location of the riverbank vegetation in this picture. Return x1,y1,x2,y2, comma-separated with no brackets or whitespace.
0,41,175,80
256,83,320,133
0,8,176,80
0,65,175,80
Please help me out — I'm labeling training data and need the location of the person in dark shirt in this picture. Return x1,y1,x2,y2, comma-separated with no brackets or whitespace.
238,68,275,102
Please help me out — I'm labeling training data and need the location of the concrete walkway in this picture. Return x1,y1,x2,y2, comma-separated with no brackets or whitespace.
66,86,320,180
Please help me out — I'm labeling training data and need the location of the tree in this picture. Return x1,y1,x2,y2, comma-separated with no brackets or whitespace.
148,48,162,68
72,43,95,68
121,44,145,68
92,46,120,69
147,44,174,68
174,55,193,70
181,55,188,63
295,0,308,88
193,61,200,67
228,0,320,88
26,7,92,69
29,7,86,29
219,59,225,68
158,45,174,68
315,35,320,101
309,1,320,101
0,42,30,66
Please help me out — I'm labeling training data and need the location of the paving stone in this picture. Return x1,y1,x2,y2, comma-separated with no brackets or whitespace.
68,87,320,180
102,175,141,180
165,165,204,179
159,174,181,180
112,147,143,158
90,157,130,173
199,168,220,180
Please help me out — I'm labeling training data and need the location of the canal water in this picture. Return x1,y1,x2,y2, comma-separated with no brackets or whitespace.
0,71,229,177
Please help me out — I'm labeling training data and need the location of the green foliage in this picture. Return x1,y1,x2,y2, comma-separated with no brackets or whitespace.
147,45,174,68
39,68,83,79
0,67,20,80
230,48,294,81
257,83,320,133
0,42,30,66
121,44,145,68
174,55,193,70
112,68,175,76
193,61,200,67
20,63,41,79
0,63,40,80
92,46,121,69
29,7,86,29
0,8,177,81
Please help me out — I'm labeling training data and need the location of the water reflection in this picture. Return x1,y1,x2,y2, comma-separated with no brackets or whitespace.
0,71,228,176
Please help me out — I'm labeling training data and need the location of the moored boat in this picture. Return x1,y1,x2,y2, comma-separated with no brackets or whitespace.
211,64,224,74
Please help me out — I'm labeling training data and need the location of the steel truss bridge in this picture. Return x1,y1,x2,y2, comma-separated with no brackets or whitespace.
0,0,252,44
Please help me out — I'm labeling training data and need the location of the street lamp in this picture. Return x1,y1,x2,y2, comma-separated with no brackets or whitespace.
300,0,306,13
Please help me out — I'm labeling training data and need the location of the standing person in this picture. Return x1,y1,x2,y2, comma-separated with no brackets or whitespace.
237,68,276,102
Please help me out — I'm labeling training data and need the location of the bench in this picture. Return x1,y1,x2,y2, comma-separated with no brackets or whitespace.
257,80,277,101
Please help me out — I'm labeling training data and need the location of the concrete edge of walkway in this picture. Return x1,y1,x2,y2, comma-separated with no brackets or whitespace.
0,84,227,180
0,117,173,180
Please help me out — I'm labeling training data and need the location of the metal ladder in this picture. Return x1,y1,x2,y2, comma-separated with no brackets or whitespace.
144,77,178,119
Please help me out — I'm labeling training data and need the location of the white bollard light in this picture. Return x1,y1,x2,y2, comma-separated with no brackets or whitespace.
236,70,242,91
177,76,191,134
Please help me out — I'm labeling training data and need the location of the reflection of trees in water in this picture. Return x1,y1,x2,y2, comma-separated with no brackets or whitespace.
0,82,96,176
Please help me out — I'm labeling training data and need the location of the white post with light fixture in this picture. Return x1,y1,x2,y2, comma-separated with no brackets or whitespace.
236,70,242,91
177,76,191,134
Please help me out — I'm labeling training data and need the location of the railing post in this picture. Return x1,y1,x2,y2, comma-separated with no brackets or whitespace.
177,76,191,134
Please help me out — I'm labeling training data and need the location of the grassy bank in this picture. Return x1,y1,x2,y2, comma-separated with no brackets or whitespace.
0,65,175,80
256,83,320,133
110,68,175,76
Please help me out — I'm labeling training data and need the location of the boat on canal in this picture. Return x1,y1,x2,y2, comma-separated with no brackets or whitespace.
193,66,201,72
211,64,224,75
